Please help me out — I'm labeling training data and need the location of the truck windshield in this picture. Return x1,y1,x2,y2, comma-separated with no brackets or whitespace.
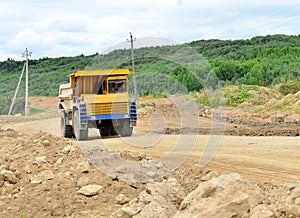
108,80,127,93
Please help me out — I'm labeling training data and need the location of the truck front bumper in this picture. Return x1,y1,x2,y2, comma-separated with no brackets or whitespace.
86,114,130,121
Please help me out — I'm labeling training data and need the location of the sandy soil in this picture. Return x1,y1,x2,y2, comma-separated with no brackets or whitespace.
4,116,300,185
0,96,299,217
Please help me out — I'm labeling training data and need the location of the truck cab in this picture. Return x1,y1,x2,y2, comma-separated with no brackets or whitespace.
59,69,137,140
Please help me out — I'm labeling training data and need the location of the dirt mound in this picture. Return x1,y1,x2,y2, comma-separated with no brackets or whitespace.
163,123,300,136
137,95,300,137
270,91,300,113
138,98,180,118
80,144,172,183
223,85,282,107
0,128,142,217
227,108,300,124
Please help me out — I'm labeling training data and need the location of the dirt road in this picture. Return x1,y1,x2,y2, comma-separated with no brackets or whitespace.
7,117,300,185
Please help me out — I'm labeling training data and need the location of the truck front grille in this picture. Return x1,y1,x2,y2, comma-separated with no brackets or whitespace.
87,102,128,116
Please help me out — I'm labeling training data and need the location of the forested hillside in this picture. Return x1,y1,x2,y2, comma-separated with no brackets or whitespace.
0,34,300,114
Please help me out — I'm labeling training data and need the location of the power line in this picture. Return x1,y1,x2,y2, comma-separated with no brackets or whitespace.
243,3,300,33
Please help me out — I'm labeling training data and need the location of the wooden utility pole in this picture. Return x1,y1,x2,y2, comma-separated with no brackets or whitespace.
127,32,138,101
8,63,26,115
22,48,32,116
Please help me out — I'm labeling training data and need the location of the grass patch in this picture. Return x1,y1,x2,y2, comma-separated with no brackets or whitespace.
142,93,168,99
255,106,265,114
189,90,226,107
278,79,300,95
139,102,156,108
190,85,282,108
224,85,258,107
29,108,45,115
196,93,210,106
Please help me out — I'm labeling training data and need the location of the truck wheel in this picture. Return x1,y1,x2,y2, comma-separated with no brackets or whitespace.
121,119,133,137
99,127,109,138
61,111,73,138
73,110,88,140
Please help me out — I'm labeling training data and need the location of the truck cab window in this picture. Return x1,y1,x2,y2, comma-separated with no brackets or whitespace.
108,80,127,93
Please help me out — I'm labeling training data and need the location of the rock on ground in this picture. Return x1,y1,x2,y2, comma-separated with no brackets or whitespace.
77,184,103,197
30,170,54,184
0,169,18,184
175,173,263,218
113,177,185,218
76,161,90,173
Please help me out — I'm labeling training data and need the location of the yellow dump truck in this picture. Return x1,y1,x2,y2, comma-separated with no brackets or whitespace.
58,69,137,140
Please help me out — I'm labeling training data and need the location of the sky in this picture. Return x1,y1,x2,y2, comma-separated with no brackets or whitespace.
0,0,300,61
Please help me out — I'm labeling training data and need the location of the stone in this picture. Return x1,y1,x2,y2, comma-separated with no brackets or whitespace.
121,205,142,216
4,154,10,162
30,170,54,184
12,188,19,195
201,171,219,181
250,204,274,218
13,194,20,199
2,182,14,195
0,174,4,187
275,116,284,123
146,171,157,179
35,156,47,167
41,139,50,146
295,197,300,206
77,176,89,188
0,165,6,171
54,157,64,168
9,163,18,172
1,169,18,184
116,194,130,205
155,161,164,169
282,204,300,217
77,184,103,196
64,171,72,177
41,163,52,170
291,187,300,199
0,195,10,203
14,171,21,180
116,178,184,218
24,163,33,174
62,145,76,154
76,161,89,173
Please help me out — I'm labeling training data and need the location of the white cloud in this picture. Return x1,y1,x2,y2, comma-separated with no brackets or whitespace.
0,0,300,60
10,28,42,48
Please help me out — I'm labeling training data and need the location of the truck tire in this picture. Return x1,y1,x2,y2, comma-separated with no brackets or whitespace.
73,109,88,140
61,111,73,138
120,119,133,137
99,127,110,138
